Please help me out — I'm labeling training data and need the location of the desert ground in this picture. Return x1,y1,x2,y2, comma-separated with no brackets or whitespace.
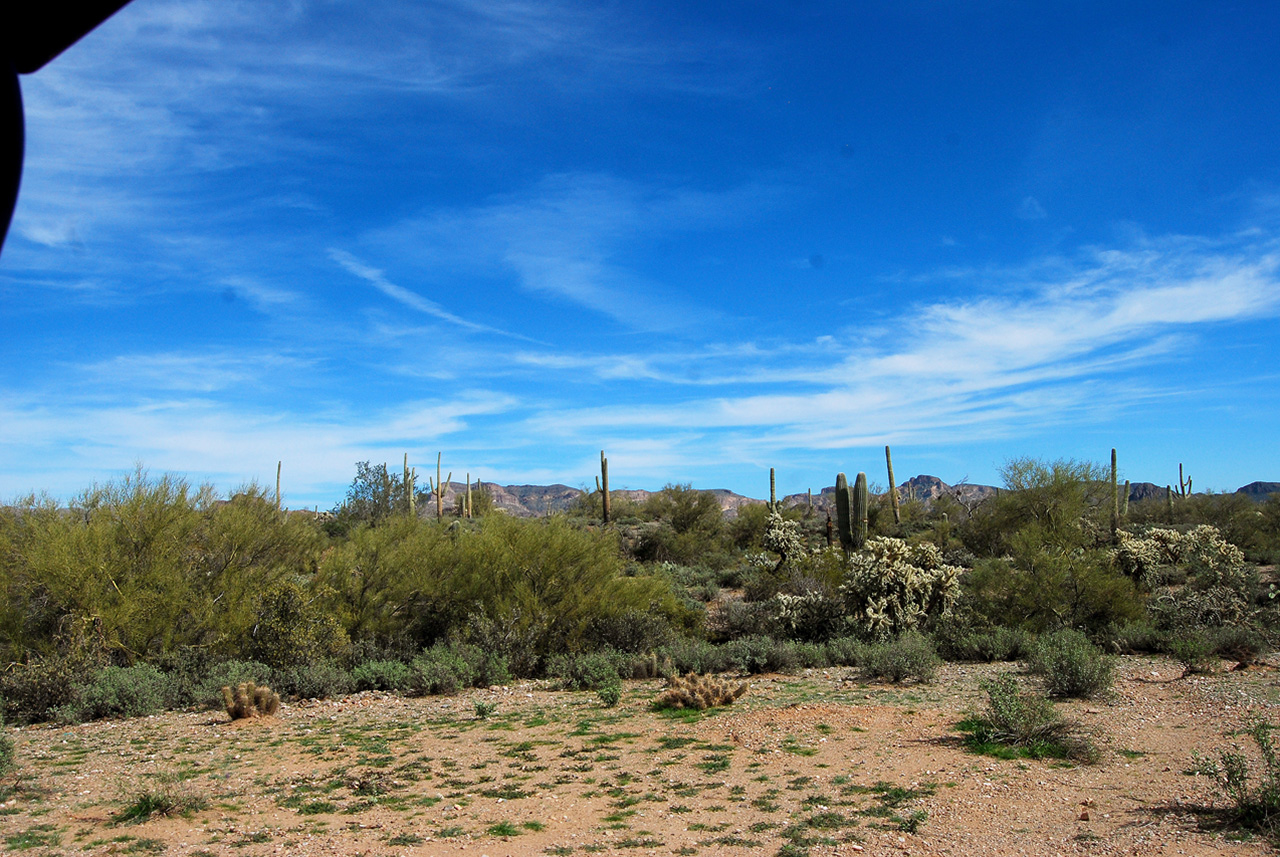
4,656,1277,857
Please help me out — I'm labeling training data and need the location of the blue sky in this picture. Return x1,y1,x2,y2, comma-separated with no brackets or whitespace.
2,0,1278,508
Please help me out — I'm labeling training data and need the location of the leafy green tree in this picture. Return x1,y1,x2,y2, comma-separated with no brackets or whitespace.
959,458,1142,634
332,461,427,530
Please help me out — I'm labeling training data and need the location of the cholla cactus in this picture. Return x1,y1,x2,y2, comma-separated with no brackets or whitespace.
1114,525,1245,586
840,538,962,640
654,673,748,710
762,511,804,569
221,681,281,720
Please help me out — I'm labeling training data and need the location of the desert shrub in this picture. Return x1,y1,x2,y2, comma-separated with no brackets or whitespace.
274,660,353,700
248,580,349,670
0,712,14,776
963,673,1095,761
841,538,962,640
709,598,775,641
1168,631,1217,675
0,656,87,724
859,631,940,683
1099,619,1166,655
409,644,475,695
1147,584,1253,634
1192,720,1280,834
351,659,414,692
1210,625,1269,667
192,660,274,710
793,642,830,669
618,651,670,680
546,650,625,691
56,664,172,723
722,635,799,675
597,684,622,707
825,635,867,667
585,608,675,653
653,673,748,710
933,624,1033,663
656,638,726,676
1028,629,1114,699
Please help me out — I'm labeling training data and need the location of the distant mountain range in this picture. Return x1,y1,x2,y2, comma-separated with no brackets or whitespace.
405,475,1279,519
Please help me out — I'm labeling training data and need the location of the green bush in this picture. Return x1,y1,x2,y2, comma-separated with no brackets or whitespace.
408,644,482,695
1211,625,1269,667
859,632,940,683
1193,720,1280,833
961,673,1096,762
656,638,726,675
56,664,172,723
0,711,14,776
0,656,89,724
546,650,624,691
585,609,675,653
933,625,1033,663
351,659,414,692
1168,631,1217,675
597,684,622,707
274,660,353,700
722,635,799,675
248,580,349,670
1100,619,1167,655
825,636,866,667
1028,629,1114,699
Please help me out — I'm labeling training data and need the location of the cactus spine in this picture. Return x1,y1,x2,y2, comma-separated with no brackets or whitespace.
885,445,900,525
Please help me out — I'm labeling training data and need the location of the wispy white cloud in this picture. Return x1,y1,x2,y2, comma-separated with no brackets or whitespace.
328,248,528,338
363,173,791,329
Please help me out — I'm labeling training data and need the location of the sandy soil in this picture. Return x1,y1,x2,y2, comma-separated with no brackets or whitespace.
4,656,1278,857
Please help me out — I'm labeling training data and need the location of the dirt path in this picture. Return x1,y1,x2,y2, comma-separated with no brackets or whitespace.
4,657,1277,856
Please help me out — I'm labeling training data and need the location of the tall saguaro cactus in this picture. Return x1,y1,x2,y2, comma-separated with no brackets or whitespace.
885,445,900,525
769,468,777,512
600,450,611,525
835,471,870,552
1110,448,1119,541
429,452,452,520
404,453,417,517
851,472,869,550
835,472,852,552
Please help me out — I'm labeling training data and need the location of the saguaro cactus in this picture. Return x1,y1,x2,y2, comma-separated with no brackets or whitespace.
1121,480,1130,517
885,445,900,525
851,472,869,550
600,450,611,525
769,467,777,512
835,471,870,552
429,452,452,520
1110,448,1119,541
835,472,853,551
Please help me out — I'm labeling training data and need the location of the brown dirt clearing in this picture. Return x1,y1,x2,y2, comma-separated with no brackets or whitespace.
4,656,1278,856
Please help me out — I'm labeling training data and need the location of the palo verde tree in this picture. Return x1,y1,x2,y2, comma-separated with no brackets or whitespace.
960,458,1143,633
